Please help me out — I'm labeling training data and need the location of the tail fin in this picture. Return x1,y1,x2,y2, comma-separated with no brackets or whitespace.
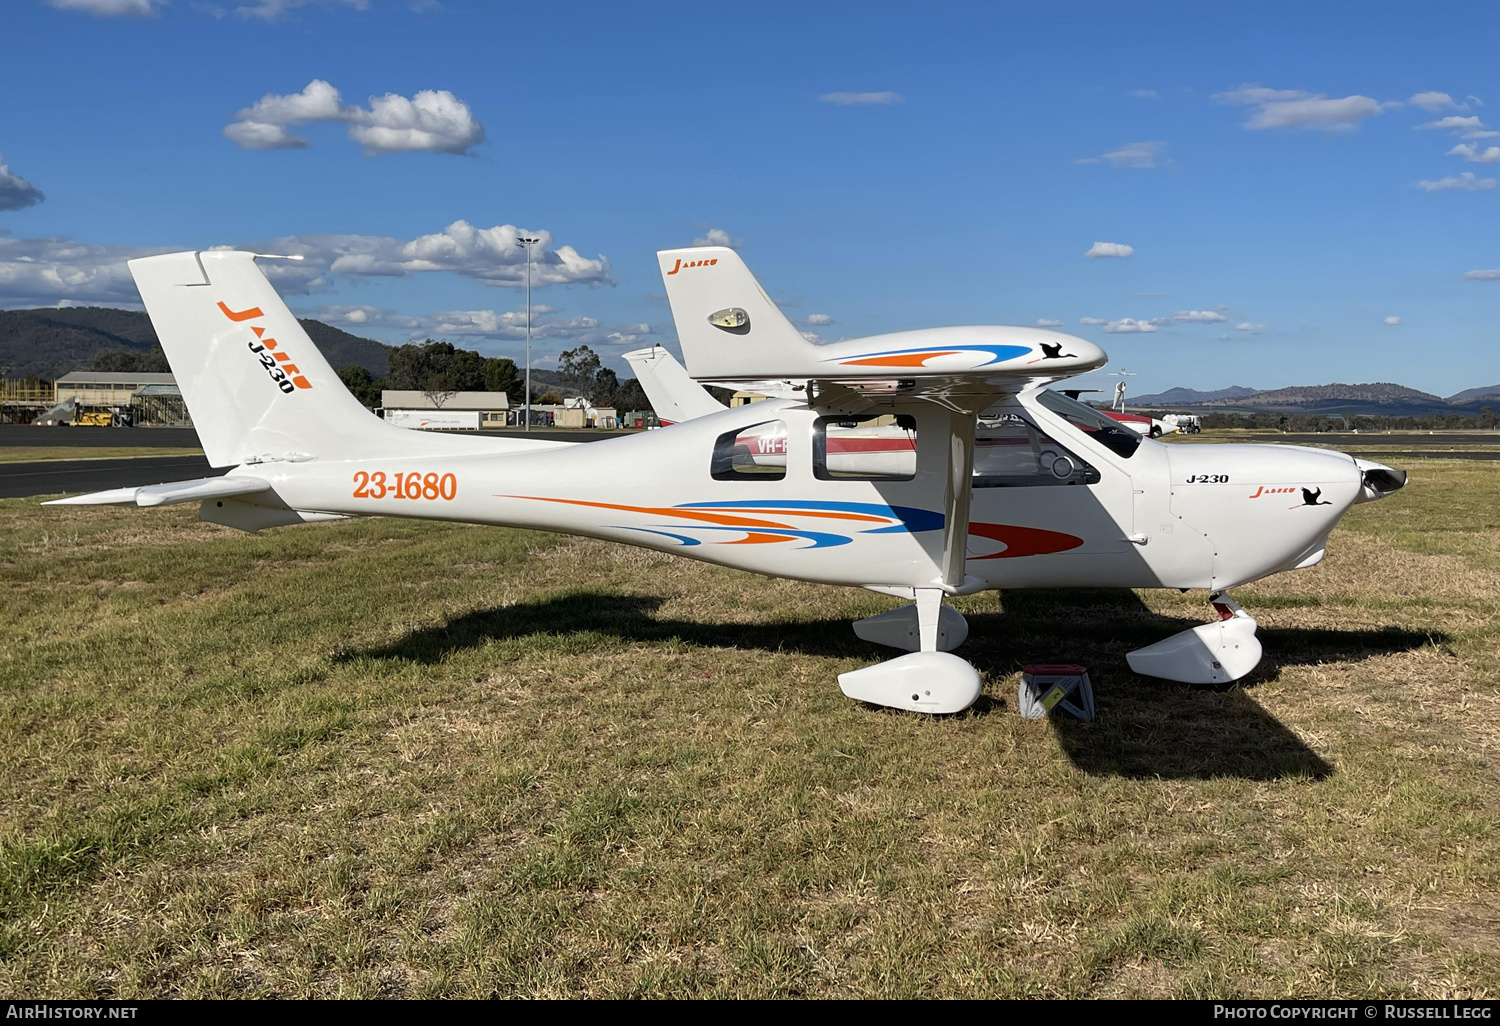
130,251,392,467
656,247,813,380
621,345,726,424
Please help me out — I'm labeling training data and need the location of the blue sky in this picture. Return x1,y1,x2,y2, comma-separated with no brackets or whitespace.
2,0,1498,396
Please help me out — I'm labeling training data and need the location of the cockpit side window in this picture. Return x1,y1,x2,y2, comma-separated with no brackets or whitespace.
711,421,788,480
1034,389,1141,458
973,410,1101,487
814,414,917,481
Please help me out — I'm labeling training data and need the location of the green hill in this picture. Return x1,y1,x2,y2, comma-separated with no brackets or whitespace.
0,307,393,379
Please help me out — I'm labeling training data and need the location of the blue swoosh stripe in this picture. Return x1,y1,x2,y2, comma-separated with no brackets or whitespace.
680,500,944,534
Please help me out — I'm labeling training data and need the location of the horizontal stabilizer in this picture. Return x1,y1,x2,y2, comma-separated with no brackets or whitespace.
44,476,271,508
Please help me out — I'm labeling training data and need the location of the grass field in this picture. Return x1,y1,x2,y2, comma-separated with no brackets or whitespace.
0,459,1496,998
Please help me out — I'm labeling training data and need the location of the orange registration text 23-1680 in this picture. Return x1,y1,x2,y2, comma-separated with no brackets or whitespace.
352,471,457,500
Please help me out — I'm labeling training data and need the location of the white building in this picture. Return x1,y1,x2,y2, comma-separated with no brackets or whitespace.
380,390,510,430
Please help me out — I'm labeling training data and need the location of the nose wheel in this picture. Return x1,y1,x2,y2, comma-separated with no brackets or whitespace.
1126,591,1263,685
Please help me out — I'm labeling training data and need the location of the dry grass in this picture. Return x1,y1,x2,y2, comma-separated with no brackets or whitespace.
0,458,1496,998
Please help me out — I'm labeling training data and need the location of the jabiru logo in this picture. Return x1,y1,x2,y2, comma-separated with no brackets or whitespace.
219,301,312,393
665,257,718,275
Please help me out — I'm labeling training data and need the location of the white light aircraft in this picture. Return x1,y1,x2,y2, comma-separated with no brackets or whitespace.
48,247,1407,715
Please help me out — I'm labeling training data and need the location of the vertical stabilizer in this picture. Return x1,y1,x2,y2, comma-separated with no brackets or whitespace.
656,247,813,380
621,345,726,424
129,251,385,467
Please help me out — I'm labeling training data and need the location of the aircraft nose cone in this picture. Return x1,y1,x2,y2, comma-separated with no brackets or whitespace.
1352,458,1407,501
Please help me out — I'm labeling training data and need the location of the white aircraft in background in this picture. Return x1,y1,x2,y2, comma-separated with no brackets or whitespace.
47,247,1406,715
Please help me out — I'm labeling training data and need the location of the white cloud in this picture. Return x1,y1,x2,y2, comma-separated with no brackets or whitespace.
1448,143,1500,163
1218,334,1232,341
1085,241,1134,259
1247,95,1382,131
804,313,834,325
799,330,823,343
1417,172,1497,192
1170,310,1227,323
259,220,613,289
1035,318,1064,327
47,0,163,14
1102,318,1157,334
1383,315,1402,325
1076,141,1166,168
691,227,741,249
0,221,609,307
818,91,903,106
314,303,651,346
1462,269,1500,281
1233,322,1266,334
1129,89,1160,100
1078,317,1107,326
235,0,368,19
1409,91,1463,112
1214,83,1383,131
0,235,166,307
0,154,45,212
1420,115,1500,139
1213,84,1311,105
348,89,483,155
224,79,484,155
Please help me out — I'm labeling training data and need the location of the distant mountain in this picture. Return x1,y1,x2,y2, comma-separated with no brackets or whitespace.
0,307,161,378
0,306,393,379
1200,382,1442,407
1448,385,1500,403
297,319,392,377
1130,385,1261,406
1126,381,1500,419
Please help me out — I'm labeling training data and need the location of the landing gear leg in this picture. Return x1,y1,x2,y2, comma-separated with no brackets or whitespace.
1126,590,1263,685
839,588,982,713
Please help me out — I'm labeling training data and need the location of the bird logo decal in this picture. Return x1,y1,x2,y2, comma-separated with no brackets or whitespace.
1293,486,1333,508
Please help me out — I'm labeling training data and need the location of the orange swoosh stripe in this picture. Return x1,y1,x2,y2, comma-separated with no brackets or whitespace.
839,351,957,368
725,532,798,545
502,495,796,529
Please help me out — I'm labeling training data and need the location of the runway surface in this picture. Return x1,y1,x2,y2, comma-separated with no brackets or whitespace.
0,425,631,448
0,432,632,498
2,455,217,499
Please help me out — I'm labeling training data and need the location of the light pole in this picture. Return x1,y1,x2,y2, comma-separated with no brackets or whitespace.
517,235,539,431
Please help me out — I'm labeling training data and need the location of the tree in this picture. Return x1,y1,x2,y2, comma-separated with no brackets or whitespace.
558,345,603,402
386,340,485,394
483,357,523,402
593,367,618,404
337,365,382,408
613,377,651,414
88,345,170,374
1482,406,1498,429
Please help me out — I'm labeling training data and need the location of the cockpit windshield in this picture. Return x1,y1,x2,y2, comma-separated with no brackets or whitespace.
1033,389,1141,458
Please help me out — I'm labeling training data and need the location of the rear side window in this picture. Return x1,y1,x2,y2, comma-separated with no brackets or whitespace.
712,421,788,480
1035,389,1141,458
814,414,917,481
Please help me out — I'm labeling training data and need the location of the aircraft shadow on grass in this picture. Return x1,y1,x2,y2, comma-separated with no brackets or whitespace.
343,589,1446,782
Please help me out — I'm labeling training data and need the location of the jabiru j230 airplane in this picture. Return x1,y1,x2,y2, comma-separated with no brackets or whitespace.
47,247,1407,715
